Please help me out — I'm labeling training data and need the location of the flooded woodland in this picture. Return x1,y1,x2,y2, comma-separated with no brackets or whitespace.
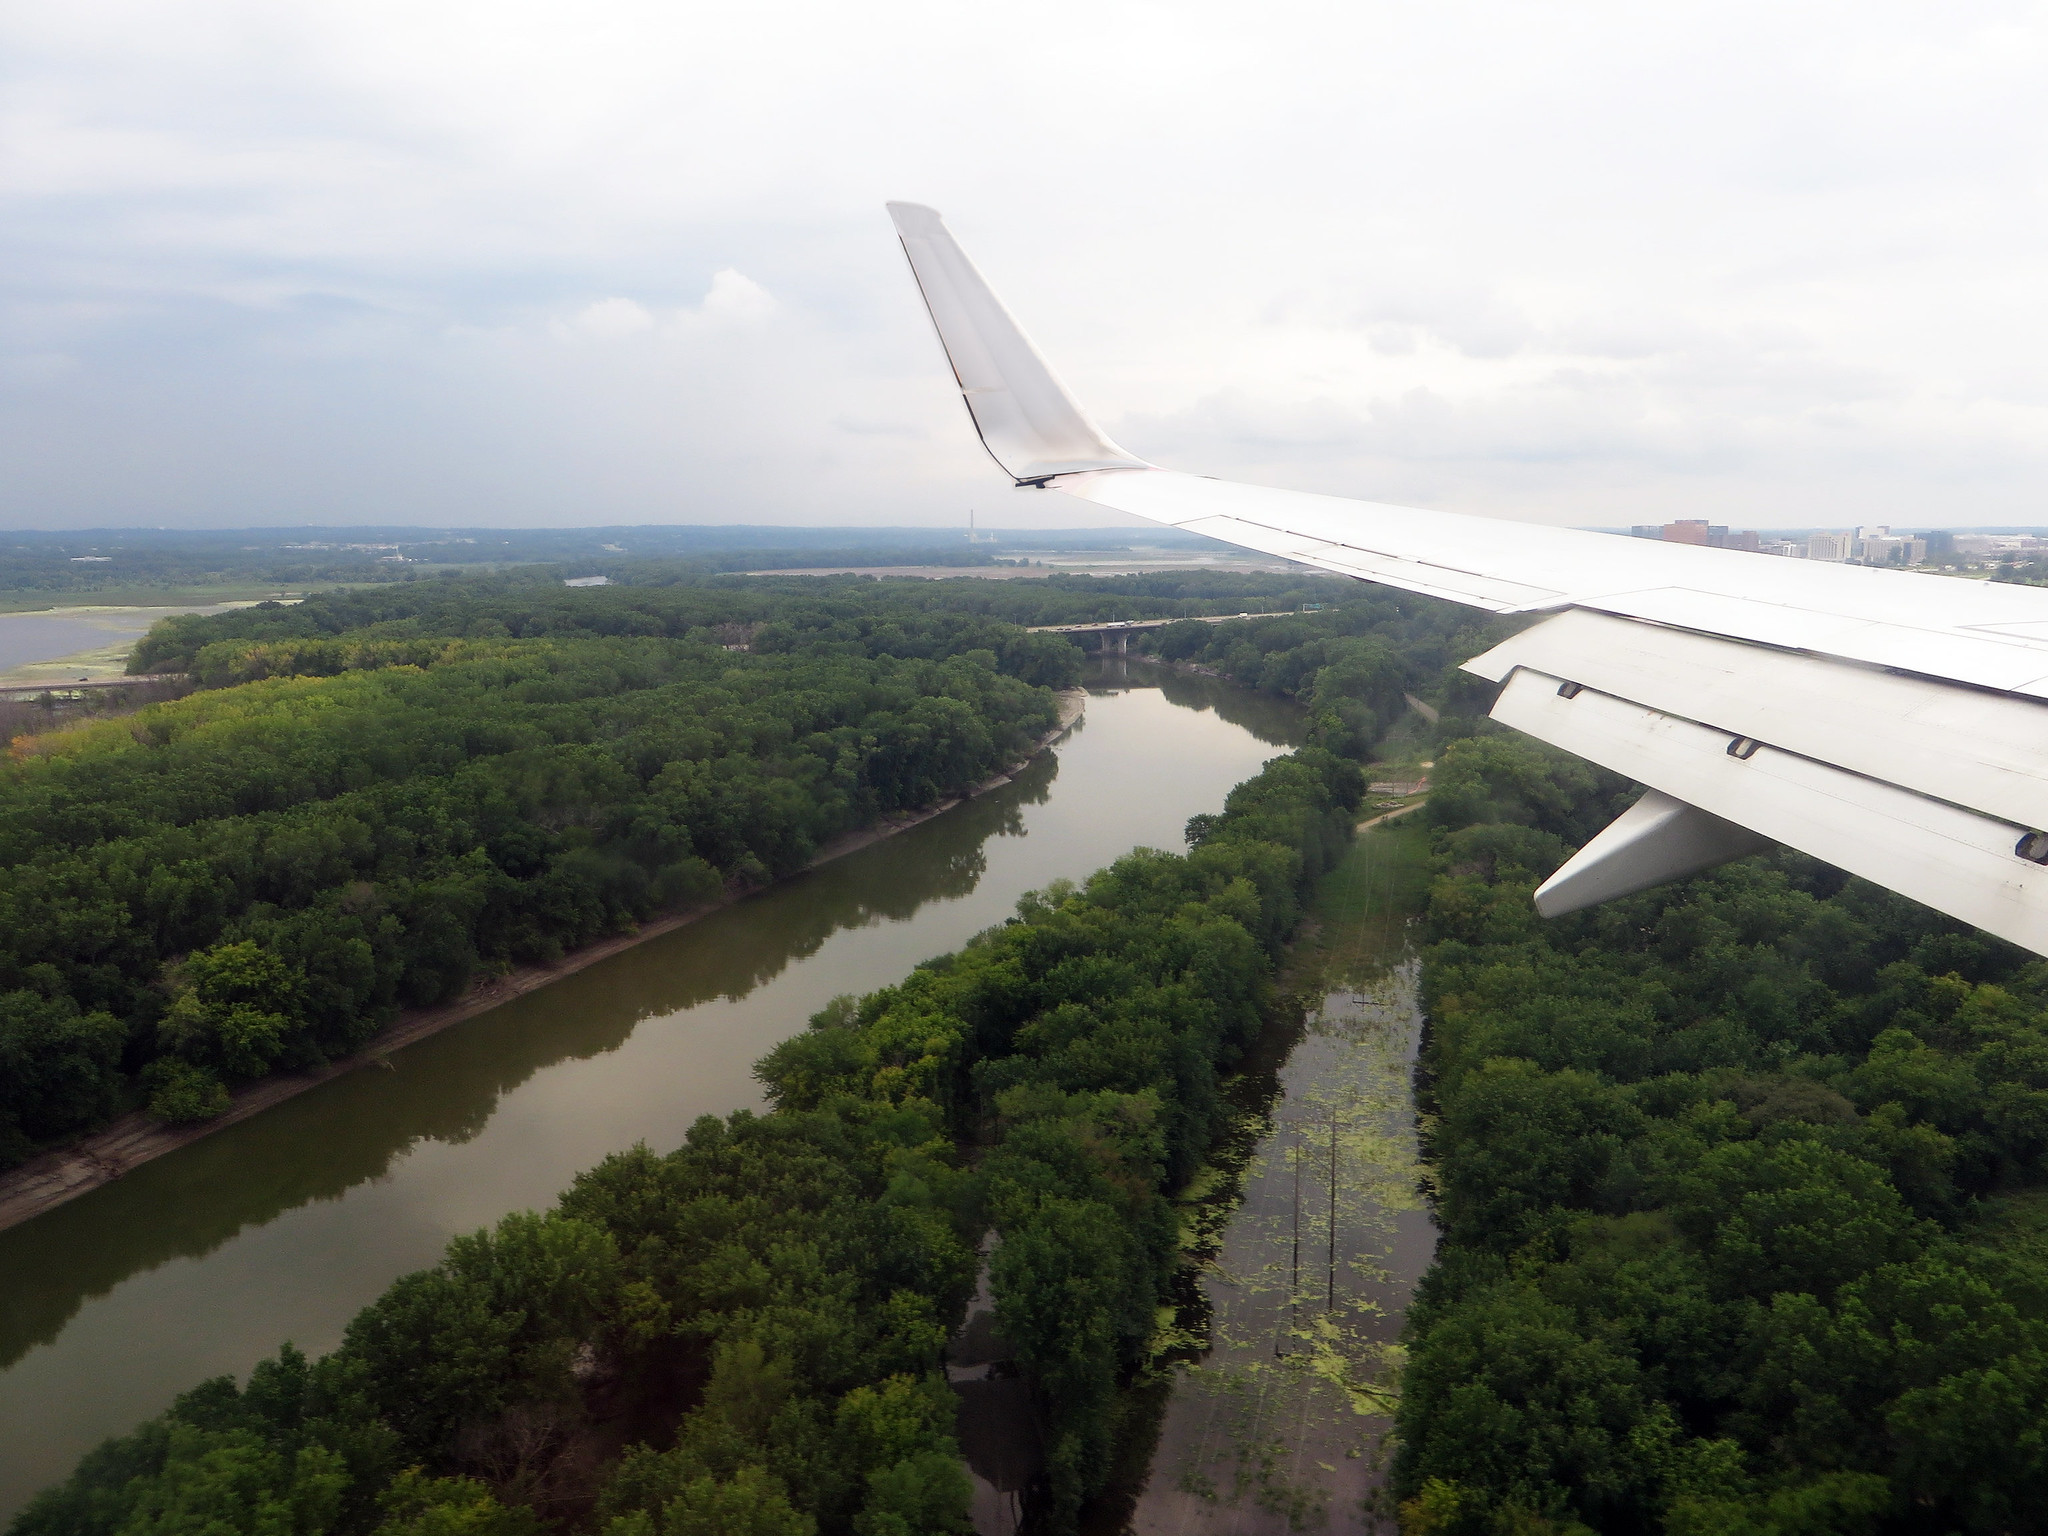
948,819,1436,1536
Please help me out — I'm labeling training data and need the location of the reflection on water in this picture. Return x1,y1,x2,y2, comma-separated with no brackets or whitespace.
0,664,1301,1519
948,1243,1040,1536
0,768,1037,1378
1097,825,1437,1536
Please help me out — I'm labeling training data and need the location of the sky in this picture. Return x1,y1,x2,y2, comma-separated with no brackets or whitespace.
3,0,2047,532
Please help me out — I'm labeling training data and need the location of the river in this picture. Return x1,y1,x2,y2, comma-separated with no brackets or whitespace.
0,662,1302,1520
0,603,252,681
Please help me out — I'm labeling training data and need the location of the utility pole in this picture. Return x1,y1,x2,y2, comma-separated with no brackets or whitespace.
1289,1134,1302,1351
1327,1115,1339,1311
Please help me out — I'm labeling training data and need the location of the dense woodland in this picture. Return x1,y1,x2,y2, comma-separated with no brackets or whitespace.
1396,731,2048,1535
0,578,1087,1158
51,556,2048,1534
5,561,1506,1534
120,565,1469,678
0,566,1476,1165
37,556,2048,1530
9,743,1367,1536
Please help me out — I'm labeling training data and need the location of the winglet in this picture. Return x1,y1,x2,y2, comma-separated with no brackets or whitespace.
887,202,1153,484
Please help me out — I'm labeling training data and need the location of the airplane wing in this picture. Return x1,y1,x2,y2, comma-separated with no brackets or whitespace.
886,201,2048,956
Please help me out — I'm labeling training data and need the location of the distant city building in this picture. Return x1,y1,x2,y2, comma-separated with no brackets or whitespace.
1763,540,1807,558
1923,530,1956,560
1956,534,2048,557
563,575,611,588
1628,521,1770,553
1808,532,1853,562
1850,526,1927,565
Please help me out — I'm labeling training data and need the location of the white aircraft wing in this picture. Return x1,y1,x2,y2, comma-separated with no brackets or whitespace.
887,202,2048,956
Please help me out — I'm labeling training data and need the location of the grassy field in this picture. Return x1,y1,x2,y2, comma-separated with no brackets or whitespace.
1305,816,1433,989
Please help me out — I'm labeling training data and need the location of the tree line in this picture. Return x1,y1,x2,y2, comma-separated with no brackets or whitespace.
1394,730,2048,1534
123,564,1463,679
0,527,1023,599
1138,603,1492,759
10,744,1367,1536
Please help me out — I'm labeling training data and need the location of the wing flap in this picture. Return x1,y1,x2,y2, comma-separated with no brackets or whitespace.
1491,667,2048,955
1469,610,2048,833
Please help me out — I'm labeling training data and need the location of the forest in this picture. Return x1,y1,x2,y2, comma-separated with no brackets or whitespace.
1395,730,2048,1535
9,742,1368,1536
0,577,1093,1160
14,546,2048,1532
119,564,1448,678
2,565,1476,1161
3,561,1528,1534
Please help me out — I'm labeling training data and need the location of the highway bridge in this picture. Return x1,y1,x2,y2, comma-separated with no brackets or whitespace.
1026,611,1299,653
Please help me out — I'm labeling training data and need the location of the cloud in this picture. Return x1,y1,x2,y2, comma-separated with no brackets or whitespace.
4,0,2048,529
552,272,774,344
557,297,656,340
832,414,924,437
683,269,775,328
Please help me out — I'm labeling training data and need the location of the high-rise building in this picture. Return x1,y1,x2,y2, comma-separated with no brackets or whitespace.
1852,526,1928,565
1629,523,1780,555
1808,532,1852,562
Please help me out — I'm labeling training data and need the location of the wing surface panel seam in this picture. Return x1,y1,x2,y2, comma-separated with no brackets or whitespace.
1505,666,2038,836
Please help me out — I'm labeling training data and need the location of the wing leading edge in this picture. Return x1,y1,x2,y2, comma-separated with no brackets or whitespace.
886,202,2048,955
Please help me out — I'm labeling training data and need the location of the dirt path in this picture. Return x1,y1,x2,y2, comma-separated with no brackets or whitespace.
1357,800,1428,831
0,690,1086,1234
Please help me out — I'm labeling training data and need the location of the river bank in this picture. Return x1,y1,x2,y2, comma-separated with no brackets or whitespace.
0,687,1087,1235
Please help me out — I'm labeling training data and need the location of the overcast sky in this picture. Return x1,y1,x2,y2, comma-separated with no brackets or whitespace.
4,1,2046,532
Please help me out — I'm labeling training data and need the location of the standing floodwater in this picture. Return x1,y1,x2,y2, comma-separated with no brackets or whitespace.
0,663,1300,1520
1099,821,1436,1535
